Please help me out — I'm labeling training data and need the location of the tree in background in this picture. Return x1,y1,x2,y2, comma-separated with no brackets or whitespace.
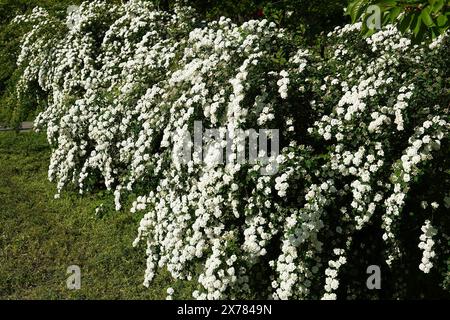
158,0,348,42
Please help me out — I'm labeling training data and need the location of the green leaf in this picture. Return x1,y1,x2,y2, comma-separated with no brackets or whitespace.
398,12,414,33
412,13,422,34
347,1,357,18
421,7,435,27
413,22,426,43
377,0,397,8
349,0,369,23
431,0,445,13
437,14,448,27
388,7,402,22
364,28,376,37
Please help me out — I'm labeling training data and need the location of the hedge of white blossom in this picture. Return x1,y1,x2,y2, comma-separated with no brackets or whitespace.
13,0,450,299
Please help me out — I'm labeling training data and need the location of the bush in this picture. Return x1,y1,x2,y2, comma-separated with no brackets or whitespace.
0,0,121,127
12,0,450,299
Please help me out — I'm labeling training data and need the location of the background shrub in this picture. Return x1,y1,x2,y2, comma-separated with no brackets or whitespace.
0,0,122,128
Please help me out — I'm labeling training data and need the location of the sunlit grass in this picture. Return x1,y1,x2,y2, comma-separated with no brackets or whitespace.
0,131,195,299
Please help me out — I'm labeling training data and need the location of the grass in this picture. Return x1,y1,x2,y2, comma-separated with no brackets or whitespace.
0,131,195,299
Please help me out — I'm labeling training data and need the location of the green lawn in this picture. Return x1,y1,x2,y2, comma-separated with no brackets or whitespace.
0,131,194,299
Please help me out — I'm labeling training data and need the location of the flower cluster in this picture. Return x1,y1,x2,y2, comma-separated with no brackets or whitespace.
321,248,347,300
418,220,437,274
277,70,290,99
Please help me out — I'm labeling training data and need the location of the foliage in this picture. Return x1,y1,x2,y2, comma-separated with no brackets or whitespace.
347,0,450,42
154,0,348,42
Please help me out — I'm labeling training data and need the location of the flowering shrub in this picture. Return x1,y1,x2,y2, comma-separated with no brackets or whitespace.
13,0,450,299
0,0,113,128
